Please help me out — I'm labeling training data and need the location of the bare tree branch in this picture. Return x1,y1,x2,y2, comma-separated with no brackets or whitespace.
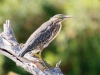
0,20,64,75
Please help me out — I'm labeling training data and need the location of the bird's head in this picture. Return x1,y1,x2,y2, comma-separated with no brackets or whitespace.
50,14,73,23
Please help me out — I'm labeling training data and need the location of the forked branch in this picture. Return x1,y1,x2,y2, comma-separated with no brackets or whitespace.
0,20,64,75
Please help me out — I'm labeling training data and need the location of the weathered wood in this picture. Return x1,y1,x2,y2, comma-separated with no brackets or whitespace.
0,20,64,75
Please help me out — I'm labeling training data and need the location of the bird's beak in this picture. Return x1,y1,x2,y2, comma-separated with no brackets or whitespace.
58,15,73,22
63,15,73,19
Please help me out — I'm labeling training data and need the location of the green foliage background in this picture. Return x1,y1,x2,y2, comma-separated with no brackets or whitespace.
0,0,100,75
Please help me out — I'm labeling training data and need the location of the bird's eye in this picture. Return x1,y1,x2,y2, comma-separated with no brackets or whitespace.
58,16,63,19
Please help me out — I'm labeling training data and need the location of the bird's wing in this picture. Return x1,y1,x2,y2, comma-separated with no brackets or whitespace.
19,21,53,54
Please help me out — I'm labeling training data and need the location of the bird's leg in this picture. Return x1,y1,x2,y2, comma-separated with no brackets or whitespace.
33,51,42,59
33,44,53,74
34,51,49,70
34,51,53,74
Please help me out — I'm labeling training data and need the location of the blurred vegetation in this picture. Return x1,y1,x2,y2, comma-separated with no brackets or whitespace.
0,0,100,75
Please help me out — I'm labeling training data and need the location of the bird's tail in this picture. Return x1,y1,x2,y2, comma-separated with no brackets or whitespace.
17,49,31,57
18,51,26,57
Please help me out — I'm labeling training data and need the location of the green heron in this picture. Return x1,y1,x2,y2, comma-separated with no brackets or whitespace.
18,14,73,69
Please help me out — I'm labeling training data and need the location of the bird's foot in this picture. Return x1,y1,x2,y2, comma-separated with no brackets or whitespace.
33,53,53,74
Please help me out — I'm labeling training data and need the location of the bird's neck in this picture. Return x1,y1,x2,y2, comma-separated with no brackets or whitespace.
50,19,61,24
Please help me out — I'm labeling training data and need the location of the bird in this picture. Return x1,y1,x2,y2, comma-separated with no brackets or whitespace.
18,14,73,70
